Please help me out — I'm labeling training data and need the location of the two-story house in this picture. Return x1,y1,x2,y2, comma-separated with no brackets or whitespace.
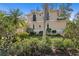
27,9,67,35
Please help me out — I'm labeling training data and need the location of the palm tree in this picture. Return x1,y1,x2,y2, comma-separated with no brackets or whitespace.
9,8,22,25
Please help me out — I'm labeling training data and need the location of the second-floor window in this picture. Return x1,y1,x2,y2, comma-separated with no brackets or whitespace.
33,24,35,29
47,23,49,28
39,25,41,28
33,14,36,21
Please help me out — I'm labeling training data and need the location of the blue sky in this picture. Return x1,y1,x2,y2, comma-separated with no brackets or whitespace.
0,3,42,14
0,3,79,19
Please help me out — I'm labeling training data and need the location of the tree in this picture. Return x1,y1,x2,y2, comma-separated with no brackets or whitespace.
64,12,79,48
42,3,49,39
59,3,73,20
0,12,15,55
0,9,26,55
9,8,22,25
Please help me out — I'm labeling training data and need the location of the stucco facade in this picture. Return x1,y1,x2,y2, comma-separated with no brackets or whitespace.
27,9,66,35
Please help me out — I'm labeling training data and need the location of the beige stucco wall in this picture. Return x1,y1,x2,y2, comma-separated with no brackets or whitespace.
27,10,66,34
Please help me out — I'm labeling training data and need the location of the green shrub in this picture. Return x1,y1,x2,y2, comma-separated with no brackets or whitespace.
0,36,76,56
63,39,74,48
46,28,51,33
8,37,53,56
52,38,64,49
52,38,74,49
9,41,23,55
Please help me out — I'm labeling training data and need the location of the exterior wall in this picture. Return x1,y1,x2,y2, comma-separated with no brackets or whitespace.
48,20,66,34
27,10,66,34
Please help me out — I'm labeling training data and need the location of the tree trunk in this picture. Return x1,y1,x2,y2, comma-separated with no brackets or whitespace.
43,3,49,39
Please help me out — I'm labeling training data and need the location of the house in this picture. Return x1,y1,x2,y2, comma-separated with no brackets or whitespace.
27,9,67,35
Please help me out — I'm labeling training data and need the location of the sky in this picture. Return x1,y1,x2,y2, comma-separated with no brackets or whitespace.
0,3,42,14
0,3,79,19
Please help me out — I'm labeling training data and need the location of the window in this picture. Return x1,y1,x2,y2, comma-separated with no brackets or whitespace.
33,14,36,21
39,25,41,28
47,23,49,28
33,24,35,29
39,31,43,36
52,30,56,33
